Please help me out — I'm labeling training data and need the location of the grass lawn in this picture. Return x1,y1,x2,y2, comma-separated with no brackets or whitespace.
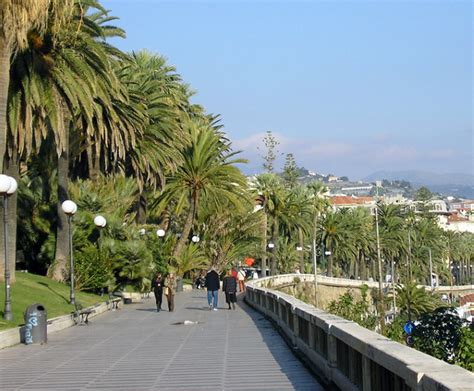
0,272,105,331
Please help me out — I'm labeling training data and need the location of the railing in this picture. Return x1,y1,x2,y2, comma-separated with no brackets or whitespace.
245,275,474,391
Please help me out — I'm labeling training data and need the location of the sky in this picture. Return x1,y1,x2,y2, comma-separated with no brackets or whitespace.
101,0,472,180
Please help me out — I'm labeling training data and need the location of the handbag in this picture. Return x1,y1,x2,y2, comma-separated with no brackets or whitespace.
164,287,169,295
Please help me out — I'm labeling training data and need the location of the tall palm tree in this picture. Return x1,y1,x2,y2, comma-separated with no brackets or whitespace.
157,118,248,259
0,0,73,171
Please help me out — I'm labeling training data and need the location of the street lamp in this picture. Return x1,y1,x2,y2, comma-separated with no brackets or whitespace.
267,242,274,249
139,228,146,236
191,235,200,243
374,180,385,332
156,229,166,238
62,200,77,305
0,175,17,321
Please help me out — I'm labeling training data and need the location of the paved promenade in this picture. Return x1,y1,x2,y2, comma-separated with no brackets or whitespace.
0,290,324,390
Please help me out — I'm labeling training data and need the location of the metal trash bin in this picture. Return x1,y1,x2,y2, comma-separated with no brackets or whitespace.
24,303,47,345
176,278,183,292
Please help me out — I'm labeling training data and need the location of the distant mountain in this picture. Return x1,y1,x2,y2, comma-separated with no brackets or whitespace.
363,170,474,198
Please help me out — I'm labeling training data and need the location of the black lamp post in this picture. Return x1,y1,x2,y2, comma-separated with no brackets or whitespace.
0,174,18,321
62,200,77,305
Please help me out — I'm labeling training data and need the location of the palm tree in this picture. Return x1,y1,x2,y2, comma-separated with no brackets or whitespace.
157,118,248,259
0,0,74,171
252,173,284,275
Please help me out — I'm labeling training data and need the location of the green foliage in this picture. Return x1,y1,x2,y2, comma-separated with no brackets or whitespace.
74,245,114,292
283,153,299,188
455,326,474,371
259,130,280,173
327,287,377,330
412,307,468,364
385,315,409,343
394,281,441,319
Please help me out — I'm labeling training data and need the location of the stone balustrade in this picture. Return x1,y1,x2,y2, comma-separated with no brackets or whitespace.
245,274,474,391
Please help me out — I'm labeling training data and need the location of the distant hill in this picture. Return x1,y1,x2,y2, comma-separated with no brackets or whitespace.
364,170,474,198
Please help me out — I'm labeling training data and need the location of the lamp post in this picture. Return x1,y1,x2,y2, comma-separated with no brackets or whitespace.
374,180,385,332
62,200,77,305
94,214,107,249
312,239,319,307
0,175,17,321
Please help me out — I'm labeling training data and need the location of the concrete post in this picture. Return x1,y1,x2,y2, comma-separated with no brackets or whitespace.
362,356,372,391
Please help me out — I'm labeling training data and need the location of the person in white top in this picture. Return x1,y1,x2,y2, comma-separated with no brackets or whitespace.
237,268,246,292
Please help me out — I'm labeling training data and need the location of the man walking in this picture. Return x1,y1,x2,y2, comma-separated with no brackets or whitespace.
205,267,220,310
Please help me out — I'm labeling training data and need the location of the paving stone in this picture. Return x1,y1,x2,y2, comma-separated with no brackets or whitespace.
0,291,324,390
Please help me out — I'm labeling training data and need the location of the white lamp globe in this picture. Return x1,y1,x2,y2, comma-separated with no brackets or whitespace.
94,215,106,228
156,229,166,238
268,242,275,249
61,200,77,215
139,228,146,236
296,246,303,251
6,177,17,195
191,235,200,243
0,175,12,193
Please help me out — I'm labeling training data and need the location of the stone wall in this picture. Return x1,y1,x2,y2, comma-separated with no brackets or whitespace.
245,274,474,391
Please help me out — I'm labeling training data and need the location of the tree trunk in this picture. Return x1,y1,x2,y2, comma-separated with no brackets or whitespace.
0,37,10,174
298,227,305,273
86,142,100,181
136,192,147,224
327,243,333,277
49,135,70,281
270,217,278,275
0,152,19,283
172,195,197,259
261,211,267,277
359,252,367,280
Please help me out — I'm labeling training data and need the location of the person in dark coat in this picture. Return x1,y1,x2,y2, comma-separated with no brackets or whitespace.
223,270,237,310
151,272,163,312
205,267,220,310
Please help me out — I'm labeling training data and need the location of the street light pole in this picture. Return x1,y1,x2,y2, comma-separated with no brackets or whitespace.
0,175,17,321
62,200,77,305
312,239,319,307
374,181,385,332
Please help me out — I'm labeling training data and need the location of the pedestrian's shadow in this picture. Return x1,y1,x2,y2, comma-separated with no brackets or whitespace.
135,308,165,312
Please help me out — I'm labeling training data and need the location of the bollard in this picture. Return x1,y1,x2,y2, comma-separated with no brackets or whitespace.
24,304,47,345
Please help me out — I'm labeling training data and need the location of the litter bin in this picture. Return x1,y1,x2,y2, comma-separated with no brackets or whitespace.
176,278,183,292
24,303,47,345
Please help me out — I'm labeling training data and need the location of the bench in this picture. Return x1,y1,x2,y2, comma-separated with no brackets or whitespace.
107,297,122,311
72,303,95,325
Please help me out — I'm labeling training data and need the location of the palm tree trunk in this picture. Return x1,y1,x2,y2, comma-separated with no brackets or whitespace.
49,127,70,281
327,242,333,277
359,252,367,280
261,211,267,277
136,192,147,224
86,143,100,181
3,152,19,283
298,227,304,272
172,195,197,259
0,37,10,174
270,217,278,275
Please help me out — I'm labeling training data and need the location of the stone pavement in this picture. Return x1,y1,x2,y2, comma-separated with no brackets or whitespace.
0,290,324,390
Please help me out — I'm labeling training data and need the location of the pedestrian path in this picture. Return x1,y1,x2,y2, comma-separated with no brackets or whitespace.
0,290,324,390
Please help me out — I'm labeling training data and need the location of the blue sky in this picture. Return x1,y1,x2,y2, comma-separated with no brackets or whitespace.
102,0,472,180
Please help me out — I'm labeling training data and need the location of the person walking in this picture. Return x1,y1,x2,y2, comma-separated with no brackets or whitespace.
152,272,164,312
164,272,177,312
205,267,220,311
237,268,246,293
223,270,237,310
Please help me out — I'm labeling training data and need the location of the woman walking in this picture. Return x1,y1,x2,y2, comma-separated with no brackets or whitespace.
152,272,164,312
223,270,237,310
164,272,177,312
